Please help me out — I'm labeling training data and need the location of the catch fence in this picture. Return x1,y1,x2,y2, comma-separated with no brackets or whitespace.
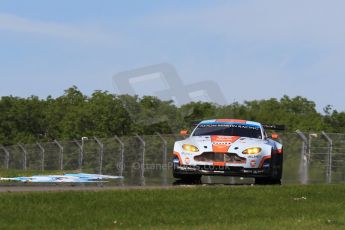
0,132,345,185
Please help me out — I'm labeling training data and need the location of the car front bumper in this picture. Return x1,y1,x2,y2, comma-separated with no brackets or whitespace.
173,164,271,177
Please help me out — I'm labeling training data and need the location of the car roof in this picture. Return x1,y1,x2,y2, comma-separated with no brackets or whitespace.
199,119,262,127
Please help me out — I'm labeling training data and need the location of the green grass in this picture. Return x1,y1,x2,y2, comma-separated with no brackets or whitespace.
0,184,344,229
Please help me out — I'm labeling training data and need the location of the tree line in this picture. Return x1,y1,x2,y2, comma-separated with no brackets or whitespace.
0,86,344,145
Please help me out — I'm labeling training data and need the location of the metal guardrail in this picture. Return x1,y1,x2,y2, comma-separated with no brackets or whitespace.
0,132,345,185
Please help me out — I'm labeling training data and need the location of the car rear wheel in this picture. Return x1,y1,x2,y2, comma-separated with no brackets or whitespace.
255,149,283,185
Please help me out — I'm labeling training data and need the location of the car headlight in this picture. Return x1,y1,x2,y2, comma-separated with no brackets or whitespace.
182,144,199,152
243,147,262,155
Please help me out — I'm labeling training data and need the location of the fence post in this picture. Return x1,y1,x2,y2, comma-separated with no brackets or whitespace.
321,132,333,184
17,143,27,170
308,133,318,162
156,132,168,186
94,137,104,174
135,134,146,186
296,130,309,184
114,136,125,185
54,140,64,170
0,145,9,169
74,140,83,171
37,142,45,171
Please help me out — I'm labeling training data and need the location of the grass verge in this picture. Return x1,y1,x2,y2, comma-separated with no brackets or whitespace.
0,184,344,229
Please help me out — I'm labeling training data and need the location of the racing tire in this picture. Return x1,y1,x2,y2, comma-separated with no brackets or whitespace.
255,150,283,185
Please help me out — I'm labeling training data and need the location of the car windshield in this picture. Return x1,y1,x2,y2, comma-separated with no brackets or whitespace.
193,123,262,139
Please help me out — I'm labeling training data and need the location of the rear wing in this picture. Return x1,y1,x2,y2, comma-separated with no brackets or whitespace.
262,124,286,131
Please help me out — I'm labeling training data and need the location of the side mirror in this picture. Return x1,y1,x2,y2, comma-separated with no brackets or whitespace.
271,133,279,139
180,130,189,136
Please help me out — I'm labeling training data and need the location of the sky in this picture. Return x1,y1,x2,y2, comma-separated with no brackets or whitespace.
1,0,345,111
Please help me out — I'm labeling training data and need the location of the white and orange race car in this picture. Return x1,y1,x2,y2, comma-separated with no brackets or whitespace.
173,119,284,184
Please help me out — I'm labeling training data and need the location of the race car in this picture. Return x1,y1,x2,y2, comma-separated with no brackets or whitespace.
173,119,284,184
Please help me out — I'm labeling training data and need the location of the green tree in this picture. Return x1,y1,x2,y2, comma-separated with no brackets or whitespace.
1,87,344,145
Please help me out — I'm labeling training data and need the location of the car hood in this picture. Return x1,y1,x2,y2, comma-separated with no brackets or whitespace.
180,135,270,153
187,135,266,145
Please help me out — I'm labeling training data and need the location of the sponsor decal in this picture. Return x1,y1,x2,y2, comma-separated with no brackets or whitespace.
250,160,257,167
211,136,240,153
185,157,190,165
181,152,193,156
215,119,247,123
199,123,260,130
211,136,240,142
247,155,260,159
212,142,233,145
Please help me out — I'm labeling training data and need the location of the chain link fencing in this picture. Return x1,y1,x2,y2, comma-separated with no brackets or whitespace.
1,132,345,185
